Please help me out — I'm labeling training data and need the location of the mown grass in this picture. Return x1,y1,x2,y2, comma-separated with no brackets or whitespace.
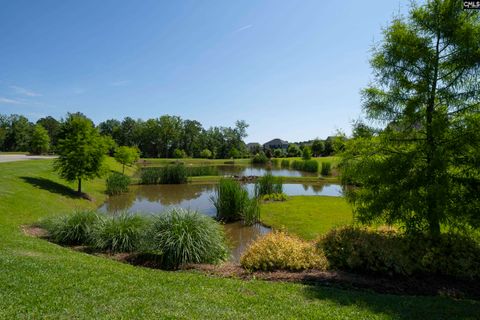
261,196,354,240
0,159,479,318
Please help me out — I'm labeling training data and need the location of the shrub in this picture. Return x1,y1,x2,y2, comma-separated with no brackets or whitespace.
302,147,312,160
199,149,213,159
106,172,131,195
273,149,284,158
42,210,101,245
252,151,268,164
287,144,302,157
241,231,327,271
140,164,188,184
280,159,290,168
321,161,332,176
185,166,218,177
211,178,249,222
142,208,229,269
254,173,283,197
261,193,287,202
173,148,187,159
319,226,480,279
291,160,304,171
91,214,148,253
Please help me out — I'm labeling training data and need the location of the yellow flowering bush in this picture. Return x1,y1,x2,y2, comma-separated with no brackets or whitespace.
240,231,327,271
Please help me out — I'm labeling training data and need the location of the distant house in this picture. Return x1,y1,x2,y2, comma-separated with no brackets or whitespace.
263,138,289,151
247,142,261,153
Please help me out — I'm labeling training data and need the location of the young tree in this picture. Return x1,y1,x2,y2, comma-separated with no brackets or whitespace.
311,139,325,157
54,114,108,194
29,124,50,155
114,146,140,173
302,147,312,160
200,148,213,159
287,144,301,157
342,1,480,237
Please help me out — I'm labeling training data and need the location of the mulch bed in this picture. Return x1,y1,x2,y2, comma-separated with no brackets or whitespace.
22,225,480,300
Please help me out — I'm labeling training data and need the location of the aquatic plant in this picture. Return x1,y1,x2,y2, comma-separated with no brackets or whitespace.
106,172,131,195
254,173,283,197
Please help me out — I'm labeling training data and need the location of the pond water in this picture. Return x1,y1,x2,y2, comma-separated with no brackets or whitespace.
99,182,343,261
216,164,317,177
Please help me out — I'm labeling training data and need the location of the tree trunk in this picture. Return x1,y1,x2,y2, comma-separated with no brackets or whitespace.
426,32,441,239
78,178,82,194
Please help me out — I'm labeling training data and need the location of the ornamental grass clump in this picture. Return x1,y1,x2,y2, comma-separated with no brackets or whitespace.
42,210,101,245
241,231,327,271
280,159,290,168
185,166,218,177
106,172,131,195
142,208,229,269
91,213,148,253
140,164,188,184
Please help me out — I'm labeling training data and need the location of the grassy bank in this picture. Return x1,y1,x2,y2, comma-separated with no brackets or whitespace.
0,160,479,318
261,196,353,240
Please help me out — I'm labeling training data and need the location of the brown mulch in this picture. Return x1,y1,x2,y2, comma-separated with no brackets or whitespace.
22,226,480,300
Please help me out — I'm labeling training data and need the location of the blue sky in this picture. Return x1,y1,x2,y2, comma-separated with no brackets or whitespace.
0,0,409,143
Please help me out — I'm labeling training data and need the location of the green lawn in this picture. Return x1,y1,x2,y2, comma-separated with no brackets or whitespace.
0,159,478,319
261,196,353,240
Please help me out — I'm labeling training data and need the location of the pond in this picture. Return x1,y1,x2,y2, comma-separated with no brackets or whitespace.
216,164,317,177
99,182,343,261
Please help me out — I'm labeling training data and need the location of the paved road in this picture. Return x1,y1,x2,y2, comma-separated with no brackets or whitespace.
0,154,57,163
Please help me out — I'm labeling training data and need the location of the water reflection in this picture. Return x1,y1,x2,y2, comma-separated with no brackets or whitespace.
99,182,343,261
217,164,317,177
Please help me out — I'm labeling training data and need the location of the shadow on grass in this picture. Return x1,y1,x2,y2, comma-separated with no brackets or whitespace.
20,176,80,199
302,284,480,320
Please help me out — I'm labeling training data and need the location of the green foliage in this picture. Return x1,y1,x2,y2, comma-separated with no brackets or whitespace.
42,210,101,245
173,148,187,159
92,214,148,253
199,148,213,159
260,193,287,202
287,144,301,157
302,147,312,160
241,231,327,271
273,149,284,158
280,159,290,168
252,151,268,164
185,166,218,176
140,164,188,184
211,178,260,225
341,1,480,236
271,158,280,167
320,161,332,176
291,159,319,173
211,178,249,222
320,226,480,279
254,173,283,196
142,208,229,269
229,147,241,159
311,139,325,157
242,198,261,226
54,114,108,193
114,146,140,173
106,172,131,195
29,124,50,155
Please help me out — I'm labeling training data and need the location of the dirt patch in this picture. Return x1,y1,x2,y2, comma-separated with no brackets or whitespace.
22,225,48,238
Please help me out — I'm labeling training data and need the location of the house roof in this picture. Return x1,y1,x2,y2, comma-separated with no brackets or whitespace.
263,138,288,146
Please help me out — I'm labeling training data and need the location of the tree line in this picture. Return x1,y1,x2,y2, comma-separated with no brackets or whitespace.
0,113,250,159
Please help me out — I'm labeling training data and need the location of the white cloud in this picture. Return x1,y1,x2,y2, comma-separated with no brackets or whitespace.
9,85,41,97
0,97,23,105
235,24,253,33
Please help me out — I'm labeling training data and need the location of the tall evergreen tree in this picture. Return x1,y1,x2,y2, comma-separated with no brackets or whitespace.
342,0,480,237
